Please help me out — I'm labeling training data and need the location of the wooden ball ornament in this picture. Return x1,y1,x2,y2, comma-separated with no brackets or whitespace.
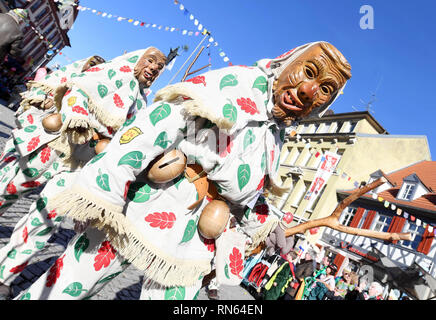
147,149,186,183
95,139,111,154
198,199,230,239
42,113,62,132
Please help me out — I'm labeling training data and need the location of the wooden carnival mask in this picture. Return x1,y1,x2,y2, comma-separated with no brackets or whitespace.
134,47,166,88
81,55,106,72
272,42,351,125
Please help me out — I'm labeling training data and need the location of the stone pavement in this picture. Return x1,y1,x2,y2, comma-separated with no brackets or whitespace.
0,103,255,301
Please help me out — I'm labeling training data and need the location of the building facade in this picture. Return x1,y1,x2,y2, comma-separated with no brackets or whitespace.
321,161,436,299
0,0,79,78
270,111,431,244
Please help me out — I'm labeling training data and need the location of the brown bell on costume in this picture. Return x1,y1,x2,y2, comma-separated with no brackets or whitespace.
198,199,230,239
42,113,62,132
147,149,186,183
95,138,111,154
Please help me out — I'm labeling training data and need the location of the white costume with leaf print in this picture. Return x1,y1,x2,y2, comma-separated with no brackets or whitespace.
0,49,149,213
40,62,289,296
0,49,154,294
17,43,344,300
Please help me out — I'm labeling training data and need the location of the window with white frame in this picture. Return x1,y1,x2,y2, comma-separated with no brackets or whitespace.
373,214,392,232
402,222,425,250
399,183,416,201
340,207,357,226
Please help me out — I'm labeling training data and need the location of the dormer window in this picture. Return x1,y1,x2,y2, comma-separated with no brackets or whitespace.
399,183,416,201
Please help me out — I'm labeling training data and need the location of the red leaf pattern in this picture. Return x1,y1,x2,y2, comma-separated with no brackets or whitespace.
72,105,89,115
93,241,117,271
119,66,131,73
27,114,34,124
22,226,28,244
229,247,243,278
40,146,51,164
186,75,206,86
60,77,67,83
144,212,176,230
47,209,57,220
21,181,41,188
45,254,65,287
86,67,102,72
237,97,259,115
113,94,124,108
27,136,40,152
6,182,17,194
10,261,28,274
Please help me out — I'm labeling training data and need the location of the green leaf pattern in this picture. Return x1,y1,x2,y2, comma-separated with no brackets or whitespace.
237,164,251,191
149,103,171,126
117,151,144,169
96,169,111,192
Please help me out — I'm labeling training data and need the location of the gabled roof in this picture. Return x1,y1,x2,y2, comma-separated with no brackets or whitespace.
339,161,436,213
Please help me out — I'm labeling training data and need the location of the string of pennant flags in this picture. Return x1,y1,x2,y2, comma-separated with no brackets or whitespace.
75,2,232,65
288,130,435,234
172,0,231,64
29,25,74,64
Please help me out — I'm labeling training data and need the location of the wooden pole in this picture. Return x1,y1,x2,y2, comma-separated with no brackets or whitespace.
185,63,211,78
284,177,412,242
167,33,209,85
181,46,206,82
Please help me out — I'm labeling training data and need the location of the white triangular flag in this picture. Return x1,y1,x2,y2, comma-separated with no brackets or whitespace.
165,56,177,71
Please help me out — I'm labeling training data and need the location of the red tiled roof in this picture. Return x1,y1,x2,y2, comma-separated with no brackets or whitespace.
386,161,436,191
341,161,436,213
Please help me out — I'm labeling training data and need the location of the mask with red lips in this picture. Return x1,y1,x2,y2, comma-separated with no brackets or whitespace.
272,42,351,125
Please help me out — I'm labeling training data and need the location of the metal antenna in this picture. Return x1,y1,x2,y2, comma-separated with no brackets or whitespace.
351,75,382,115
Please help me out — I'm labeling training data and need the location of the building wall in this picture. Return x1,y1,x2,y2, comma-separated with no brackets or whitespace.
270,112,432,247
1,0,77,77
323,219,436,278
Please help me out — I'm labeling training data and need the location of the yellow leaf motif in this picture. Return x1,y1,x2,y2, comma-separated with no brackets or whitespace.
119,126,143,144
67,96,77,107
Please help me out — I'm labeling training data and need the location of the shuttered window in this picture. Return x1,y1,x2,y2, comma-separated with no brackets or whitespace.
349,207,365,228
387,216,406,244
417,226,435,255
361,210,377,229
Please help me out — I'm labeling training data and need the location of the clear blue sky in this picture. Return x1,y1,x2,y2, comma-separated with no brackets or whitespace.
49,0,436,158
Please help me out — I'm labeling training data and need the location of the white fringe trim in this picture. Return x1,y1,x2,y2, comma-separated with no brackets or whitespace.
154,85,234,131
245,216,279,255
48,185,211,287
